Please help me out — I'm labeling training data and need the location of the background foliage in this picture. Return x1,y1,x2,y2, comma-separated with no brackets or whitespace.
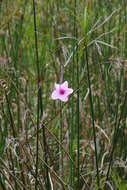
0,0,127,189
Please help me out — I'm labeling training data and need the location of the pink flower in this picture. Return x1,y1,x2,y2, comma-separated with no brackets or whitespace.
51,81,73,102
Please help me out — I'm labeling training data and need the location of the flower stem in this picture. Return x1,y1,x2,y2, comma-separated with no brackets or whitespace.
59,101,63,182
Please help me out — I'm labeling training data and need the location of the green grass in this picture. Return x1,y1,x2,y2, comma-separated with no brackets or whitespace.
0,0,127,189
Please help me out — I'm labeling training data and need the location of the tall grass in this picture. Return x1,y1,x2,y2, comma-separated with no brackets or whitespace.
0,0,127,189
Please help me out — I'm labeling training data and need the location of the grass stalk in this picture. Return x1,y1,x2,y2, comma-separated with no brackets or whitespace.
5,92,16,138
32,0,49,189
76,45,80,189
59,63,64,188
105,69,126,182
69,0,77,186
70,62,74,187
85,45,100,188
105,94,127,187
32,1,40,188
73,0,80,188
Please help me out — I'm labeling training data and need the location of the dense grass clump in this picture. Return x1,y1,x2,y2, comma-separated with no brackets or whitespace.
0,0,127,189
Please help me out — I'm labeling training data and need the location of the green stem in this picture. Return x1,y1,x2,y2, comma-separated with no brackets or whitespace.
5,93,16,138
76,45,80,189
85,45,100,188
32,1,39,189
32,1,46,189
32,0,49,189
59,101,63,181
106,69,125,181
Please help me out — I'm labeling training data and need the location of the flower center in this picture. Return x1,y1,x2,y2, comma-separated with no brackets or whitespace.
59,88,65,95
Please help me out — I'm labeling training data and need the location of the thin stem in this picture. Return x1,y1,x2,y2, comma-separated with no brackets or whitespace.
59,64,64,188
73,0,80,188
32,0,49,189
69,0,77,187
105,93,127,187
105,69,126,182
76,46,80,189
59,102,63,184
5,93,16,138
32,1,40,189
70,58,75,187
85,45,100,188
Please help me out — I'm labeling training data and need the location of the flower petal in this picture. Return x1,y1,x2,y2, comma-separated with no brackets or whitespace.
51,90,59,100
59,95,68,102
55,83,60,90
51,81,73,102
61,81,68,89
66,88,73,95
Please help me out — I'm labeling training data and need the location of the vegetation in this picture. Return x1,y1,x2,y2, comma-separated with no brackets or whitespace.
0,0,127,189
